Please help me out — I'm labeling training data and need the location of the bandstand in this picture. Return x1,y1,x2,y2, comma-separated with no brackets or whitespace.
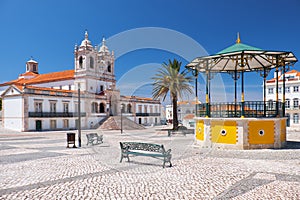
186,34,298,149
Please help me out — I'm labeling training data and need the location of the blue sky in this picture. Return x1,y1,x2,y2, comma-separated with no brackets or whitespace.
0,0,299,102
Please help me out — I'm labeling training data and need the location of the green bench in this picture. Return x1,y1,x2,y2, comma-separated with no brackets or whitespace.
86,133,103,146
119,142,172,168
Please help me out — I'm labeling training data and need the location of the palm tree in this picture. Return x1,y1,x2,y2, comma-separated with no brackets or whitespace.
152,59,193,130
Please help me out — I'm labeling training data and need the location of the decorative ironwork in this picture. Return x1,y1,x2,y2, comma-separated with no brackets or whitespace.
121,142,163,153
29,112,86,118
196,101,283,118
135,113,160,117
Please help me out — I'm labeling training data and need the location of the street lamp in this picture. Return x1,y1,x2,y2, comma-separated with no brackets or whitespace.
120,104,124,134
78,87,81,147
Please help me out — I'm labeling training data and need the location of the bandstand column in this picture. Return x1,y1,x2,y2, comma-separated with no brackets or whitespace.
234,70,238,117
241,70,245,118
282,66,286,117
205,70,210,117
275,56,279,117
240,52,245,118
263,67,267,117
194,69,198,116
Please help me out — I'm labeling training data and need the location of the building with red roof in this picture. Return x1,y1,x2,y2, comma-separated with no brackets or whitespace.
266,69,300,130
0,32,161,131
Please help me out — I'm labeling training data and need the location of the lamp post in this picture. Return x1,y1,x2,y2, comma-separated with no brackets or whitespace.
120,104,124,134
78,87,81,147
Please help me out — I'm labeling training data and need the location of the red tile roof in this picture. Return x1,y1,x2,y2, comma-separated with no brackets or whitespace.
25,70,74,84
19,71,39,77
0,70,74,87
266,69,300,83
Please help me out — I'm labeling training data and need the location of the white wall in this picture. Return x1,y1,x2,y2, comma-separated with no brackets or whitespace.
34,80,74,90
3,96,23,131
28,118,79,131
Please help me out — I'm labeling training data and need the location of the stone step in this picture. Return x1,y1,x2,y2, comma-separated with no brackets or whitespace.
97,116,145,130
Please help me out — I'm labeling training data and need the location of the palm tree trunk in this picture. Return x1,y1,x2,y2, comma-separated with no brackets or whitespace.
172,94,178,130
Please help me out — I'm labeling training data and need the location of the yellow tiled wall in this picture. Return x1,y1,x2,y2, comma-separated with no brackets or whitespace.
211,121,237,144
280,119,286,142
248,120,274,144
195,120,204,141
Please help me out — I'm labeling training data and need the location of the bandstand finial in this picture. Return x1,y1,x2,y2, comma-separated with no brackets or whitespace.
236,32,241,44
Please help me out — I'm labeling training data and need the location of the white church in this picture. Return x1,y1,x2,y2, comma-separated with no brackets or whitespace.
0,31,161,131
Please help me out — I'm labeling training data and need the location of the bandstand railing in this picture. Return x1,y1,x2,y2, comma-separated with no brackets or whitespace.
196,101,283,118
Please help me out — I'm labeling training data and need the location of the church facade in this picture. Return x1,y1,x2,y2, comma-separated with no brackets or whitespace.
0,32,161,131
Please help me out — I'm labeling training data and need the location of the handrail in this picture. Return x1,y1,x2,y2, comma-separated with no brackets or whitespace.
196,101,283,118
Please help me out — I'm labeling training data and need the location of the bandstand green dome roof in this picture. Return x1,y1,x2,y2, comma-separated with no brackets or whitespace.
186,33,298,73
217,42,261,55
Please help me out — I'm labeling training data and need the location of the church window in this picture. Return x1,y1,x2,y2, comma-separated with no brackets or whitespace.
100,85,104,92
79,56,83,68
99,103,105,113
107,62,111,72
90,57,94,69
33,64,37,72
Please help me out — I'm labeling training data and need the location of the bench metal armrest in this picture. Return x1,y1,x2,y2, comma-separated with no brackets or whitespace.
165,149,171,155
120,143,129,153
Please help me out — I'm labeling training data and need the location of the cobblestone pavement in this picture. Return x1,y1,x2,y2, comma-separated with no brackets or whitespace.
0,127,299,199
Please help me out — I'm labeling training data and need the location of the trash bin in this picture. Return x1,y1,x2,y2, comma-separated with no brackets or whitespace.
67,132,76,148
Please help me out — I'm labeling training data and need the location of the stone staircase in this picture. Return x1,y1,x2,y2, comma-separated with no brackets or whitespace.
92,117,109,129
97,116,145,130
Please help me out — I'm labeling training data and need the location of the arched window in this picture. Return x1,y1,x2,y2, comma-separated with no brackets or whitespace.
89,57,94,69
99,103,105,113
79,56,83,68
107,62,111,72
127,104,132,113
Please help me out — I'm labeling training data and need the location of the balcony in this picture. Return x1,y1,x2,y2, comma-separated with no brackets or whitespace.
29,112,86,118
135,113,160,117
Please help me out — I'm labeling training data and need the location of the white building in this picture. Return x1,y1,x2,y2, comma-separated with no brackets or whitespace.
266,69,300,130
0,31,161,131
165,100,200,128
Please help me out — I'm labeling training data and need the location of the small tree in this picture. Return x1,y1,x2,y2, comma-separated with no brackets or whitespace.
152,59,193,130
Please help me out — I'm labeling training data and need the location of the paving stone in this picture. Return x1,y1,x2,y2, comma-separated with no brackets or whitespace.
0,128,299,199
